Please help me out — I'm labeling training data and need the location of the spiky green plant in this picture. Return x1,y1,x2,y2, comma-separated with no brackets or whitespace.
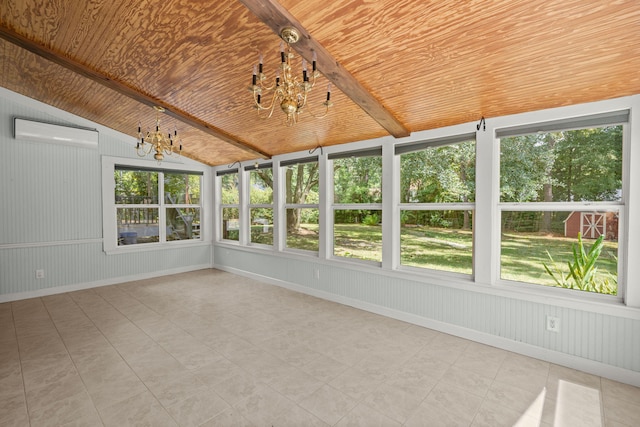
543,232,616,294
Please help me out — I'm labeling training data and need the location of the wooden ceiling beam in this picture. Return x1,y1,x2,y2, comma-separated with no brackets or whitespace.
239,0,410,138
0,24,270,159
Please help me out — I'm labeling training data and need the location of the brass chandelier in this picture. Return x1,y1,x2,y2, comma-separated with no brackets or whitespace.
250,27,332,126
136,106,182,162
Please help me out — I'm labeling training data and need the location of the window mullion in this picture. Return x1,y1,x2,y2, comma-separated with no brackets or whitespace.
625,110,640,307
158,172,166,243
399,203,475,210
239,168,249,246
273,159,283,251
321,154,332,260
474,127,497,285
499,201,623,211
383,143,398,270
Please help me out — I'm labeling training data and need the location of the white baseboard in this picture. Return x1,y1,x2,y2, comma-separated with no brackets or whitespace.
0,264,211,303
214,264,640,388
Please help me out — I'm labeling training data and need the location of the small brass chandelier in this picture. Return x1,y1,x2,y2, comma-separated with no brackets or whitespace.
250,27,332,126
136,106,182,162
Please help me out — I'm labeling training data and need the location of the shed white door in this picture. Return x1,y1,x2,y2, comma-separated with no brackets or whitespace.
581,212,605,238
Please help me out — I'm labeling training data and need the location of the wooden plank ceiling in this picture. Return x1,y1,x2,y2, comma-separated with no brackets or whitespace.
1,0,639,166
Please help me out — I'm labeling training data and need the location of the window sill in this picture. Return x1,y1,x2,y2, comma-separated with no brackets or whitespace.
105,239,209,255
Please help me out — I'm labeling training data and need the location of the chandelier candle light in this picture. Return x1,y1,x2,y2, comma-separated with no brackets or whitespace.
250,27,332,126
136,106,182,162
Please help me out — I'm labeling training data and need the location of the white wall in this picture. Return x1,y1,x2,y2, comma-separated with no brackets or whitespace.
0,88,211,301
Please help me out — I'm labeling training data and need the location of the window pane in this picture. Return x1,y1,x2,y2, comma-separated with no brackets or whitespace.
500,210,618,295
221,173,239,204
286,208,319,251
117,207,159,245
166,208,200,241
222,207,239,241
499,126,622,203
165,173,200,204
400,140,475,203
114,170,158,204
400,210,473,275
250,208,273,246
250,169,273,204
334,210,382,262
285,161,319,202
333,157,382,203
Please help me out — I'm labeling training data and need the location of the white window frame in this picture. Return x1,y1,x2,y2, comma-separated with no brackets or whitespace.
329,147,383,265
246,163,274,248
217,168,241,244
395,133,476,277
280,156,320,255
493,112,629,301
102,156,209,254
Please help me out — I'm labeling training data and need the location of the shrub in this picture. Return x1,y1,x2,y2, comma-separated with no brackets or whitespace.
362,213,380,226
543,232,616,294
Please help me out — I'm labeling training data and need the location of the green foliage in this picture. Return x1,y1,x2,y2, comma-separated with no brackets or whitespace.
222,207,238,221
249,207,272,223
399,210,469,229
500,126,622,205
249,169,273,204
428,212,451,228
362,213,380,226
501,211,569,234
552,127,622,202
333,156,382,204
543,233,616,295
114,170,159,203
399,141,474,231
400,210,411,225
500,134,556,202
300,208,319,224
221,173,239,204
164,172,200,204
400,141,475,204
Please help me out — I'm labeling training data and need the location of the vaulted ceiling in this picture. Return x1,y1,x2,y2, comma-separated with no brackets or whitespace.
1,0,639,166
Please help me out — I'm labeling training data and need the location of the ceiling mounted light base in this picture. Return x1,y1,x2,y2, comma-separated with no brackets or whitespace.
279,27,300,44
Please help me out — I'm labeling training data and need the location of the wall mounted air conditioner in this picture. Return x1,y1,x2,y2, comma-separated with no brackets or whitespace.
14,118,99,148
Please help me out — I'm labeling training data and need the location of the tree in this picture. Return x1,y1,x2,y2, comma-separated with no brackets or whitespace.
499,126,622,234
333,156,382,204
249,169,273,224
285,162,319,231
500,135,554,203
333,156,382,224
552,126,622,202
400,141,475,228
541,132,562,232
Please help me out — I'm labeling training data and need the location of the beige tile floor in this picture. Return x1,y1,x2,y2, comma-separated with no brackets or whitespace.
1,269,639,426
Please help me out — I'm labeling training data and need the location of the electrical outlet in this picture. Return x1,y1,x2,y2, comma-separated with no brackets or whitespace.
546,315,560,332
314,268,320,280
35,269,45,279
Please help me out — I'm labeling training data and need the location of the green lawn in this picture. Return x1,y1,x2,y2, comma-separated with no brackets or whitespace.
500,231,618,290
401,226,473,274
286,223,618,294
334,224,382,261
